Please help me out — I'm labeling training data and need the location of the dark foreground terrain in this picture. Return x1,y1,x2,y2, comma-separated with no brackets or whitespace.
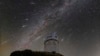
10,50,63,56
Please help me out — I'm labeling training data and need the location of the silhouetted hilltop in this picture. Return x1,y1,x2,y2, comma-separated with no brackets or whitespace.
10,49,63,56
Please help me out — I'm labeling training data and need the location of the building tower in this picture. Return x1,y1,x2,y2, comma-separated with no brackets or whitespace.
44,32,59,53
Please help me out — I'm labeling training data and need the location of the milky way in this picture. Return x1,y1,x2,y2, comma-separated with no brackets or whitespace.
0,0,100,56
16,0,80,49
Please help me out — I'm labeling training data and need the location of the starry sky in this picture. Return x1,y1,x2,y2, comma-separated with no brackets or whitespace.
0,0,100,56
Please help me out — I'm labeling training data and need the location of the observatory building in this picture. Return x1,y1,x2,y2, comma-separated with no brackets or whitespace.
44,32,59,53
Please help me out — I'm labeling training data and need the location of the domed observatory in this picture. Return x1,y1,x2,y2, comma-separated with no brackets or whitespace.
44,32,59,53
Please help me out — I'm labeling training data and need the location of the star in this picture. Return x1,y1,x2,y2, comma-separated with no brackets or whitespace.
22,25,27,28
30,2,36,5
61,38,64,42
1,40,8,45
25,18,29,21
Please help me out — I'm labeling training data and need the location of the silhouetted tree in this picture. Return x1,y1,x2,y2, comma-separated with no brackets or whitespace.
10,51,22,56
10,49,63,56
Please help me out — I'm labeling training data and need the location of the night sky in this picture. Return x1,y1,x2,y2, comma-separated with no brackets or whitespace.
0,0,100,56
